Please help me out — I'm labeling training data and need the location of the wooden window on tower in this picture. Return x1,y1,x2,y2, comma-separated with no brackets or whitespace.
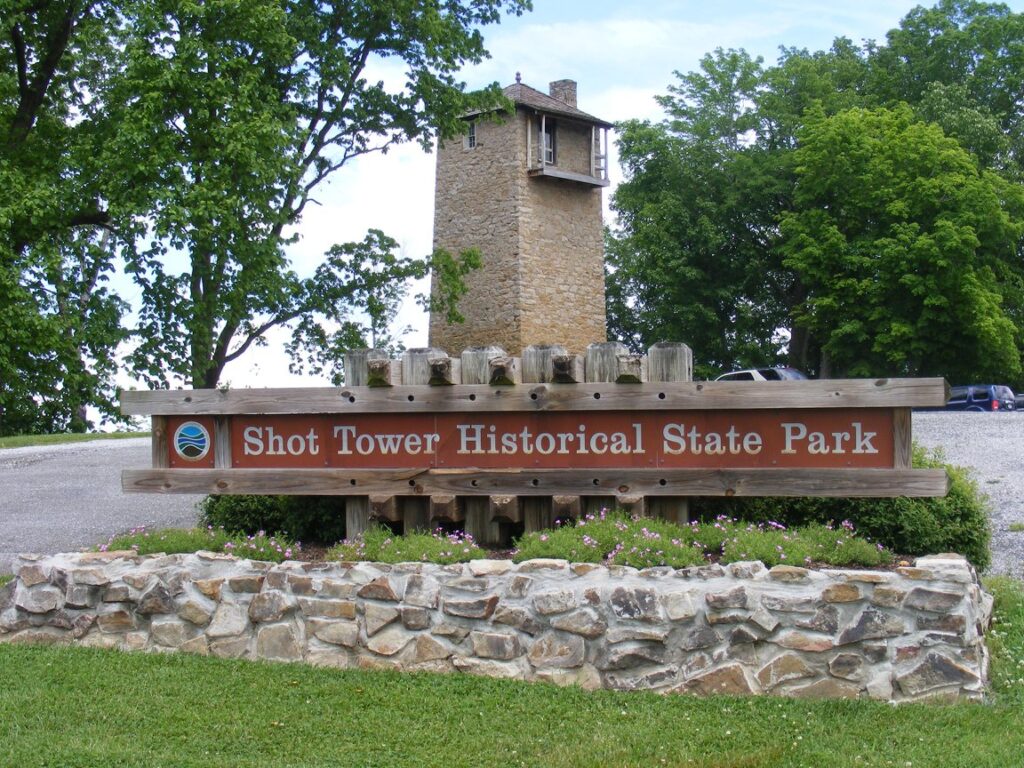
466,121,477,149
543,120,556,164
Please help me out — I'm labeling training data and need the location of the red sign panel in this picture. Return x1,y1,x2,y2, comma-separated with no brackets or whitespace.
221,409,894,470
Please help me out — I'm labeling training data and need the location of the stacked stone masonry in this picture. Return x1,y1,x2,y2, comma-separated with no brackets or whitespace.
1,551,992,703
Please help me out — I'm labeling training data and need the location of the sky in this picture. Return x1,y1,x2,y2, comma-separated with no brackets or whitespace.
133,0,1024,391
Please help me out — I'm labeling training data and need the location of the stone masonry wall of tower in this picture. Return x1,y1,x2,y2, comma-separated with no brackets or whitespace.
429,81,608,356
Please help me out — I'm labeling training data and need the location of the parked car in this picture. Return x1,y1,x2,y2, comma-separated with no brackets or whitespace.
1015,391,1024,410
715,367,808,382
945,385,1016,411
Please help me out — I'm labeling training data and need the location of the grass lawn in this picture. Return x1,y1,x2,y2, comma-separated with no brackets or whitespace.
0,431,148,450
1,578,1022,768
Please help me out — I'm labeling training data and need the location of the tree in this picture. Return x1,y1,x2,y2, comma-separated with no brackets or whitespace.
104,0,528,389
607,43,870,377
780,106,1024,381
0,0,129,433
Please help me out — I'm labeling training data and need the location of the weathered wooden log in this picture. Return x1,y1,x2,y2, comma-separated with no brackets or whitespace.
646,341,692,523
551,354,585,383
345,497,370,538
461,346,506,385
428,354,460,386
369,495,400,523
585,342,644,383
616,494,647,518
464,497,501,546
647,341,693,383
489,495,521,523
344,348,393,387
551,495,582,521
430,494,461,522
366,357,401,388
399,350,437,532
488,355,521,385
521,344,568,384
522,497,553,533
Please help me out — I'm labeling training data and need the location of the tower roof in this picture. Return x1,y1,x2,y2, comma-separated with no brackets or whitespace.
503,81,613,128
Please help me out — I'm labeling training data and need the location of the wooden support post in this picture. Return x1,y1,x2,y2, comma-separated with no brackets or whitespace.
551,354,585,383
521,344,568,384
398,349,434,532
366,358,401,387
646,341,693,523
489,495,520,523
460,346,506,385
343,349,391,387
551,495,582,521
430,494,461,523
461,346,507,544
427,354,460,386
616,494,647,518
339,351,387,538
151,416,169,469
583,343,626,514
369,495,400,523
214,416,231,469
585,341,644,383
488,355,521,385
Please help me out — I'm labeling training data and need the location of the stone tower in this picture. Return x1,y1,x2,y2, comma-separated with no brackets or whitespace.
429,76,612,356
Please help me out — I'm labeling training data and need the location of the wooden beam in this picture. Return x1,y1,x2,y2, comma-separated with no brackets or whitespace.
120,378,950,416
122,467,950,498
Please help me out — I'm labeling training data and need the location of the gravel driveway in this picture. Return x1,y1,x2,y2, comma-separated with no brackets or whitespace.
0,415,1021,576
0,438,203,575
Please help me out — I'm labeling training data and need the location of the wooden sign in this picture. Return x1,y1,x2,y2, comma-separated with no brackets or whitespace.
122,378,948,499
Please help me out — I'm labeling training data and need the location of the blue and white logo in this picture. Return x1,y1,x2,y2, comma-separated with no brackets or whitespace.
173,421,210,461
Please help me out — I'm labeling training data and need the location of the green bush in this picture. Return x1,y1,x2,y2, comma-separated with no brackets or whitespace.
512,512,890,569
199,495,346,544
98,526,300,563
692,445,991,569
328,526,486,564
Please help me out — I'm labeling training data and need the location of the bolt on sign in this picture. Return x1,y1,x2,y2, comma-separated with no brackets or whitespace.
121,378,949,499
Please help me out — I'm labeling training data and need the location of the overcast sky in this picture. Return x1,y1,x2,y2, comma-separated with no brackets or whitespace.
146,0,1024,389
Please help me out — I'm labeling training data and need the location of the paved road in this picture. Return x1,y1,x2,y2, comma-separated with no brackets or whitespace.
0,438,203,574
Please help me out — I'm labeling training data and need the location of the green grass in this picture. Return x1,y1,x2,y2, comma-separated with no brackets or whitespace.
328,526,486,564
0,431,149,449
99,526,300,563
512,512,891,569
0,574,12,587
1008,522,1024,533
1,579,1022,767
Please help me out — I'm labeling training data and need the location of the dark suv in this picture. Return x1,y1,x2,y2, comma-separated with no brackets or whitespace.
946,385,1016,411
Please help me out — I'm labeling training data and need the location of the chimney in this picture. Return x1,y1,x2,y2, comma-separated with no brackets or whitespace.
549,79,577,108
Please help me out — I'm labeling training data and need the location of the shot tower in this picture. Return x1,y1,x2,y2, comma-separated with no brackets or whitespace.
429,76,612,355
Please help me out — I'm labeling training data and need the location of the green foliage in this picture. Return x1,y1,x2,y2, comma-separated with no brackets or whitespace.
199,494,346,544
695,445,992,569
512,511,890,569
0,431,147,449
0,574,12,587
99,525,300,563
780,104,1024,379
328,525,486,565
607,2,1024,384
987,576,1024,705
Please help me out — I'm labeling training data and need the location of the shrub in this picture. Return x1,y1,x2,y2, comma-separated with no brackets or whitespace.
328,526,487,565
200,495,346,544
98,526,300,563
692,445,991,569
512,512,890,569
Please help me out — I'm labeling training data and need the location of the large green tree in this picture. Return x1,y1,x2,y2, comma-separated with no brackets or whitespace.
780,106,1024,380
607,0,1024,384
107,0,526,389
0,0,128,433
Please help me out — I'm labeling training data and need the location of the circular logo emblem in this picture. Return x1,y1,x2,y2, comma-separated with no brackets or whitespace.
173,421,210,462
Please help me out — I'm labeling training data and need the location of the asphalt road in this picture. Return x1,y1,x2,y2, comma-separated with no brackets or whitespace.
0,438,203,575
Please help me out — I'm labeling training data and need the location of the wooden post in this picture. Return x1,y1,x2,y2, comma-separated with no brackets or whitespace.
151,416,169,469
521,344,568,384
341,350,390,538
646,341,693,524
460,346,505,545
398,349,436,533
519,345,557,532
488,355,521,385
586,341,644,384
581,343,623,515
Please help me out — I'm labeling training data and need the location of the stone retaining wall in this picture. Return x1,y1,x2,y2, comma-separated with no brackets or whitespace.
0,552,992,702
